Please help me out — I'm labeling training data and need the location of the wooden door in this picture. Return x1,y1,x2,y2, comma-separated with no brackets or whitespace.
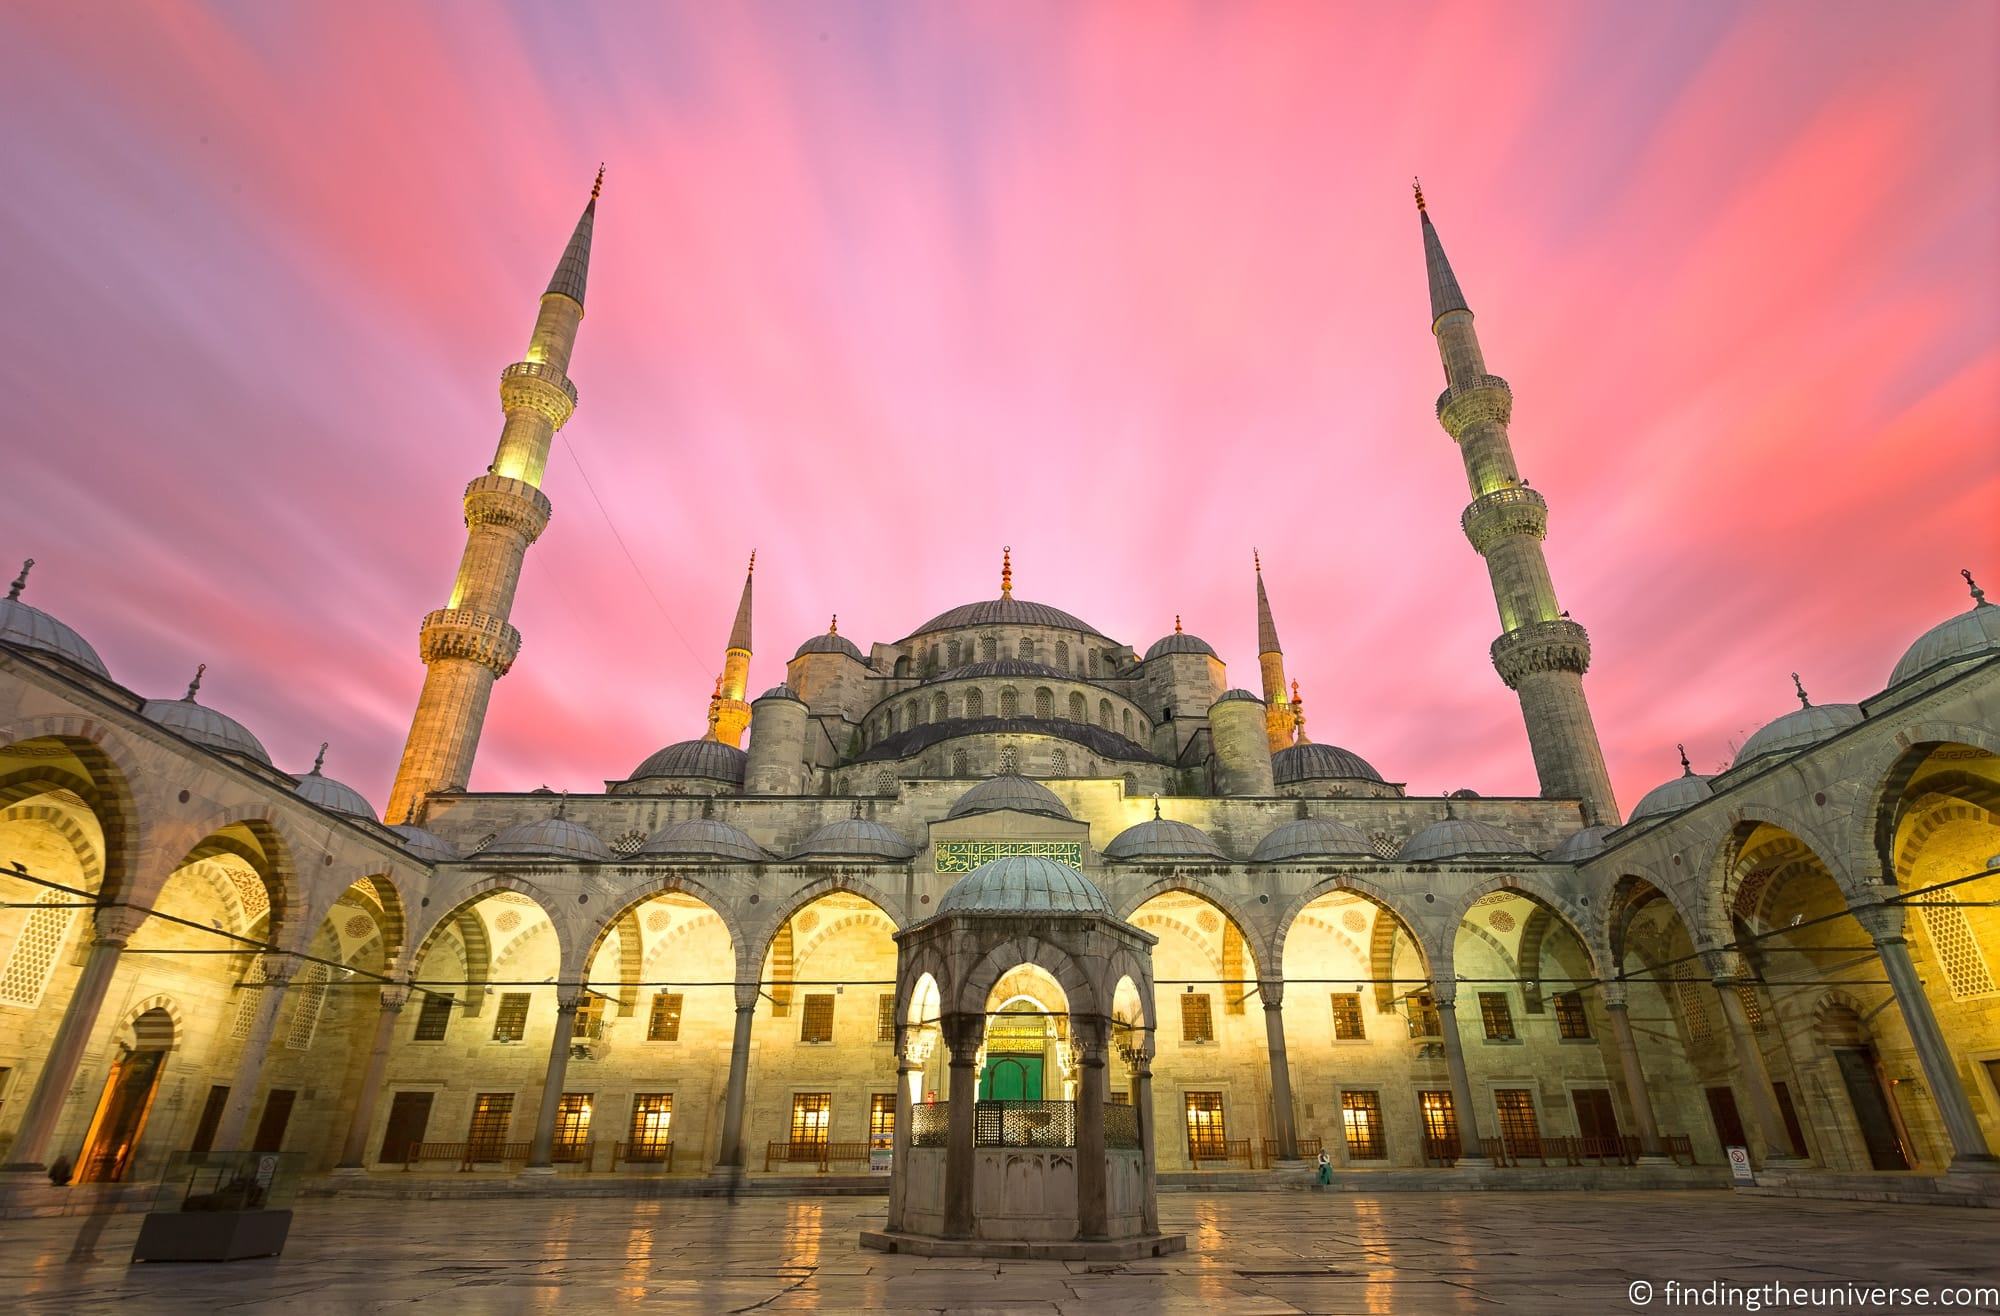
1833,1050,1910,1170
1573,1088,1621,1143
378,1091,435,1164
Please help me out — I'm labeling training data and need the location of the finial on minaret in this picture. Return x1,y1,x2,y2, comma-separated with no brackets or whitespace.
1678,743,1692,777
5,558,31,601
1791,672,1812,708
184,663,206,702
1965,568,1989,607
1253,548,1261,573
1000,546,1013,600
591,164,604,201
1412,176,1426,212
312,742,328,775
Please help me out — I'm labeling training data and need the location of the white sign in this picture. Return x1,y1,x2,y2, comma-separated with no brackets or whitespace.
1725,1145,1754,1184
255,1154,280,1187
869,1149,892,1174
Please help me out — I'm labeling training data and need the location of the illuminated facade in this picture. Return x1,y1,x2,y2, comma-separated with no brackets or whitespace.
0,181,1996,1199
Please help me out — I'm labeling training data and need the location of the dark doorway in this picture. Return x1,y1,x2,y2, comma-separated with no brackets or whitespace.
252,1089,297,1154
1834,1050,1911,1170
1705,1086,1747,1155
1573,1088,1621,1144
1771,1081,1810,1159
379,1091,435,1164
188,1085,230,1155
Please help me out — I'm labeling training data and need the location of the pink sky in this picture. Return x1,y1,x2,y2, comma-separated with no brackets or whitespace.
3,1,1996,814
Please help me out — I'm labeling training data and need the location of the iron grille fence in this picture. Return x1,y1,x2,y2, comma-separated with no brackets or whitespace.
974,1100,1075,1148
912,1100,951,1148
1103,1102,1140,1150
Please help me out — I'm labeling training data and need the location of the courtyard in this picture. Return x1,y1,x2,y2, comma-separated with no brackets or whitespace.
1,1190,1993,1314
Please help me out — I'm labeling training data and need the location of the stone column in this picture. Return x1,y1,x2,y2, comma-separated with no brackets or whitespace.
1434,992,1492,1167
1710,972,1799,1163
714,984,758,1171
1,906,146,1175
1131,1044,1159,1235
941,1012,984,1238
1259,978,1300,1163
1601,986,1667,1162
1850,897,1998,1173
333,985,411,1174
209,953,298,1151
522,990,580,1174
1074,1015,1109,1239
886,1027,922,1232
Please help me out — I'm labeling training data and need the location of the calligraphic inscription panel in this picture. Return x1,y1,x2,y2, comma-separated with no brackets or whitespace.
934,840,1084,873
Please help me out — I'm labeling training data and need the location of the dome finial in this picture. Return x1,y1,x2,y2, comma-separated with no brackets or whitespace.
1174,614,1183,634
312,742,328,775
5,558,32,601
1291,679,1309,745
1965,568,1989,608
1677,743,1692,776
184,663,206,702
1791,672,1811,708
828,613,839,635
591,163,604,201
1151,794,1161,821
1000,545,1013,599
1412,176,1426,212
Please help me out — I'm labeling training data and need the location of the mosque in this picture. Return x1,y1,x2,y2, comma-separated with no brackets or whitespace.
0,174,1994,1205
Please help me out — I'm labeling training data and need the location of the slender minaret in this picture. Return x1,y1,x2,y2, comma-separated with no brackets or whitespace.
385,169,602,824
1254,551,1293,751
712,552,756,747
1416,181,1619,823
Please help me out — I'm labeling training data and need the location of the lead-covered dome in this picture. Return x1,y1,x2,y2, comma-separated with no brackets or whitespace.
1213,688,1261,705
293,748,375,820
936,854,1110,916
484,815,614,861
391,824,461,863
946,774,1072,821
790,817,918,860
141,669,270,765
1103,816,1226,861
907,597,1102,640
639,817,771,862
794,628,865,662
1545,824,1614,863
1251,817,1374,862
1734,702,1863,768
1627,772,1713,823
934,658,1069,682
627,739,748,785
1889,578,1999,688
1273,743,1385,785
1397,817,1529,862
1144,628,1215,661
0,562,110,679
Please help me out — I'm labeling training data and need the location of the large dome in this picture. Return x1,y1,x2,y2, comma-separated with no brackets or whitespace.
141,673,270,765
390,824,461,863
790,817,918,861
1273,743,1385,785
933,658,1070,682
906,597,1102,640
1734,703,1863,768
1397,817,1529,862
294,750,376,821
639,817,771,862
0,563,110,680
936,854,1111,916
946,774,1072,821
627,739,748,784
1889,584,1999,688
1627,772,1713,823
1103,816,1226,861
484,816,614,861
1251,817,1375,863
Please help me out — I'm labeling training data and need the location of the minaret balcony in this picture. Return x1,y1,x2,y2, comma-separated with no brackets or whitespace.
419,608,523,677
1435,374,1513,436
1461,485,1548,554
500,360,579,427
1490,618,1591,688
462,475,554,541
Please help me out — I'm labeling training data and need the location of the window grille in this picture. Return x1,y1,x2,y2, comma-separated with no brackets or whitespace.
1049,748,1068,776
1341,1090,1385,1159
1407,991,1441,1038
466,1093,514,1156
1554,991,1591,1039
413,994,453,1041
231,985,260,1040
0,889,74,1008
1184,1092,1226,1158
951,750,970,777
948,641,962,666
999,746,1018,773
964,688,983,717
1419,1089,1458,1158
981,637,998,661
790,1093,831,1151
1097,699,1113,729
1018,637,1036,660
801,993,835,1043
1180,992,1214,1043
1738,985,1766,1032
999,688,1018,718
627,1094,672,1161
933,693,949,722
553,1094,592,1158
1069,692,1086,721
869,1093,895,1149
645,991,683,1041
1055,641,1069,669
1478,991,1515,1040
285,962,330,1049
1672,970,1712,1043
876,994,896,1042
1329,993,1365,1040
1918,901,1996,998
493,992,531,1042
1035,688,1053,718
1494,1088,1541,1156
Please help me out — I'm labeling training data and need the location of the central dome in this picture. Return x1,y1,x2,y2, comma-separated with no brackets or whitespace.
906,597,1102,640
936,854,1111,916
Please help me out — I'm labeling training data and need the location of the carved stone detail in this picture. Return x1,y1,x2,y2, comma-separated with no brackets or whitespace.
1461,484,1548,554
1435,374,1513,437
1491,618,1592,687
462,475,553,542
418,607,523,677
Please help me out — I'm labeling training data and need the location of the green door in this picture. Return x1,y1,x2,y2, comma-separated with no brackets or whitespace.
979,1054,1044,1100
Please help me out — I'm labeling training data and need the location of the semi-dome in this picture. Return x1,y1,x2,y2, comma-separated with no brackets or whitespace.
790,817,918,861
0,562,110,679
1627,772,1713,823
1734,698,1863,768
907,597,1102,640
946,774,1072,821
1273,743,1385,785
1103,815,1226,861
293,747,376,820
484,816,614,861
639,817,771,862
141,668,270,765
755,684,804,702
1212,688,1262,705
936,854,1111,916
1397,817,1529,862
1251,817,1375,862
1143,626,1215,661
934,658,1070,682
627,739,748,784
390,824,461,863
1545,824,1615,862
1888,578,1999,687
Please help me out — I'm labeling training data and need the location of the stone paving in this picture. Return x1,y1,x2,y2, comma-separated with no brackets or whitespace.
0,1190,1993,1313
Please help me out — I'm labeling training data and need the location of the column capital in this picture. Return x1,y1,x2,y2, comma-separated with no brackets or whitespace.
1599,983,1630,1010
379,985,412,1012
554,990,585,1014
92,904,147,944
1257,978,1284,1009
941,1012,985,1064
1846,889,1907,944
1431,988,1459,1012
256,952,297,985
1699,947,1748,984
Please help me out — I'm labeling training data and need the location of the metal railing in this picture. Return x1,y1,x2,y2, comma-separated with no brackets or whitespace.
1188,1137,1252,1169
611,1140,675,1172
763,1139,873,1172
975,1100,1075,1148
912,1101,950,1148
1104,1102,1140,1151
500,359,579,405
1259,1136,1324,1167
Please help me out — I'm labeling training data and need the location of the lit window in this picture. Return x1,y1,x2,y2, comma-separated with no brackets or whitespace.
1407,991,1441,1038
1479,991,1515,1040
876,994,896,1042
627,1094,672,1161
412,994,453,1042
1554,991,1590,1040
791,1093,831,1151
492,993,531,1042
1495,1088,1541,1156
1185,1092,1226,1159
1329,993,1365,1040
869,1093,895,1149
648,991,683,1042
553,1094,592,1160
1341,1090,1384,1160
466,1093,514,1156
1180,993,1214,1044
1419,1090,1458,1159
801,993,835,1044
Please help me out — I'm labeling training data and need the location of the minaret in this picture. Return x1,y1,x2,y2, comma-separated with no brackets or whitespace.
1254,551,1293,751
1416,181,1619,823
712,552,755,747
384,169,602,824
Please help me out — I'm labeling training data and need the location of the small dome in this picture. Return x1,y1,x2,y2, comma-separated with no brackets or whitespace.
142,675,270,765
1397,817,1529,862
1545,824,1615,862
1273,743,1385,785
1734,703,1863,768
1144,631,1215,661
906,597,1102,639
1251,817,1375,863
790,817,918,861
484,816,614,861
391,824,461,863
639,817,771,862
946,774,1072,821
1889,592,2000,687
755,685,804,703
794,630,865,662
1103,816,1226,861
936,854,1111,916
1212,688,1262,706
0,566,110,679
1627,773,1714,823
294,755,376,821
627,739,748,784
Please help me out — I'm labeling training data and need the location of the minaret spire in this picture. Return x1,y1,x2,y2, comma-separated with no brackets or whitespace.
711,551,757,747
1420,184,1618,823
386,170,601,824
1254,550,1293,750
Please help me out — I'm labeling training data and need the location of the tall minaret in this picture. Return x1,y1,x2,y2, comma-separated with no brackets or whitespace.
1254,551,1293,751
385,170,602,825
1416,182,1619,823
712,552,756,747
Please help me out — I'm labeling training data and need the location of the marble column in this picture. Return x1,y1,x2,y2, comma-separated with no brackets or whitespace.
1074,1015,1109,1239
209,953,298,1151
1711,973,1800,1163
714,986,758,1170
1601,987,1667,1161
886,1027,921,1232
522,990,580,1174
1259,979,1300,1162
941,1013,984,1238
1131,1045,1159,1235
1434,993,1492,1167
1,906,147,1175
1851,898,1998,1173
333,985,411,1174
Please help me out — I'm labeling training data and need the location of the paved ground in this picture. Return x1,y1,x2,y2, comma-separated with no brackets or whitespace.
2,1190,1994,1313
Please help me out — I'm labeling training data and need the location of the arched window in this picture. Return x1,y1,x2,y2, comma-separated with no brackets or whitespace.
1087,650,1098,675
1068,692,1086,722
1049,748,1069,776
999,746,1018,774
894,655,911,678
1019,637,1036,661
999,687,1018,718
965,687,984,718
948,640,962,667
1035,688,1054,718
1097,698,1113,729
1055,640,1069,670
0,891,75,1008
981,636,998,661
1121,709,1134,738
933,693,949,722
874,769,896,795
912,700,926,727
951,750,969,777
